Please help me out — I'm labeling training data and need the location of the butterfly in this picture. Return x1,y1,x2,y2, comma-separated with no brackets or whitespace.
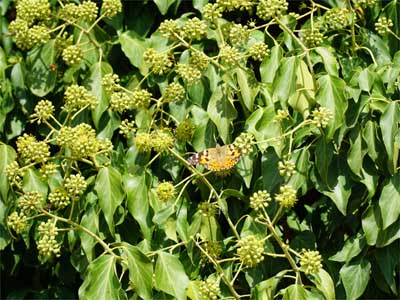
187,144,241,172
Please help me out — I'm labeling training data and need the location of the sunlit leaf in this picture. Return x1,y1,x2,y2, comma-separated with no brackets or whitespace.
340,259,371,300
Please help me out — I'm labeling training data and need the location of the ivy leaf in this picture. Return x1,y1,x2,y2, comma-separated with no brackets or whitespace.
250,270,287,300
273,56,298,103
119,31,149,75
329,233,366,263
310,268,335,300
260,45,283,83
84,62,113,128
79,205,99,262
122,245,153,300
79,255,126,300
154,0,177,14
322,175,351,215
340,259,371,300
22,168,48,197
95,166,125,235
380,101,399,174
124,173,153,240
315,47,339,77
26,40,56,97
282,284,310,300
236,68,259,111
315,75,347,139
0,144,16,201
207,85,237,144
154,252,190,300
378,173,400,230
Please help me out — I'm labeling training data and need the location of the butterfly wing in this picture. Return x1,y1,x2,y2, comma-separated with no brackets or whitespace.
199,145,241,171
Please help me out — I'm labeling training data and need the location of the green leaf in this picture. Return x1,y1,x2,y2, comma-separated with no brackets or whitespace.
362,120,379,163
260,45,283,83
375,243,399,295
314,47,339,77
124,173,153,240
95,166,125,235
79,255,126,300
360,28,391,65
122,245,153,300
380,101,399,174
236,68,259,111
22,168,48,196
273,56,298,103
310,268,336,300
288,60,315,118
155,252,190,300
250,270,287,300
378,173,400,230
79,205,99,262
347,126,367,177
340,259,371,300
0,198,11,250
287,147,310,193
207,85,237,143
315,75,347,139
329,233,366,263
322,175,351,215
362,204,380,245
282,284,309,300
119,31,149,75
154,0,177,14
314,138,333,185
26,40,56,97
84,62,113,128
0,144,16,201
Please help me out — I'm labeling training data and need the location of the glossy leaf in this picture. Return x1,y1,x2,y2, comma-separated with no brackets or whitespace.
322,175,351,215
154,251,190,300
273,56,298,103
122,245,153,300
95,166,125,235
380,101,399,174
282,284,309,300
22,168,48,196
310,268,335,300
378,173,400,230
79,255,125,300
119,31,149,75
340,259,371,300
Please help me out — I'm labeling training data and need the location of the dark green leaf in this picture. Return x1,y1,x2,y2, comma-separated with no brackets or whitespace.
322,175,351,215
0,144,16,201
314,138,333,185
26,40,56,97
378,174,400,230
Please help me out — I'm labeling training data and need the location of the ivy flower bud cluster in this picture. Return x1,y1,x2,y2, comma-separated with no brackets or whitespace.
119,119,136,138
5,161,25,187
62,45,83,66
37,219,61,259
236,235,265,267
181,17,207,41
135,129,175,153
176,63,202,86
234,132,255,155
311,106,333,128
63,84,98,113
216,0,253,12
202,4,223,23
375,17,393,36
229,24,249,46
190,52,210,72
324,8,353,30
176,119,195,142
300,249,323,274
48,187,70,209
156,182,175,202
301,29,324,48
198,202,218,218
7,212,28,234
256,0,288,21
57,123,112,159
40,162,58,178
278,160,296,177
198,278,220,300
248,43,270,61
60,1,98,22
202,241,222,260
159,20,178,38
30,100,54,124
143,48,173,75
162,82,186,103
102,73,121,93
219,45,241,66
18,191,43,213
275,185,297,208
249,190,271,210
102,0,122,18
16,134,50,164
64,174,88,197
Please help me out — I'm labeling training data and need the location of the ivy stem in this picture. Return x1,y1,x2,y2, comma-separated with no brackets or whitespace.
40,209,117,258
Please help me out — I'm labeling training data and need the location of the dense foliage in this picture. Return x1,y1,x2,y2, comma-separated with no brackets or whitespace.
1,0,399,299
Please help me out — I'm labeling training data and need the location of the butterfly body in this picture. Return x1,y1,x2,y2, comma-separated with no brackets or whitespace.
187,144,241,171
